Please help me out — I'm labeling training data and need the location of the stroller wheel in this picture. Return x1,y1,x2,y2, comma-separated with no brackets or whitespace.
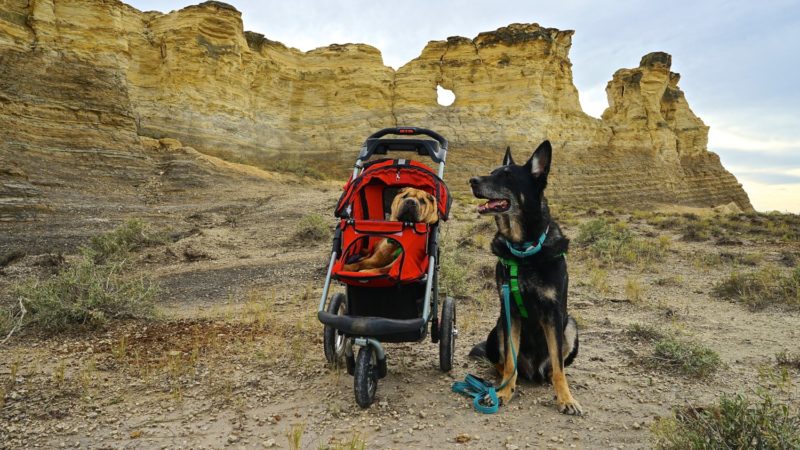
323,293,347,364
439,296,456,372
346,352,356,376
354,345,378,408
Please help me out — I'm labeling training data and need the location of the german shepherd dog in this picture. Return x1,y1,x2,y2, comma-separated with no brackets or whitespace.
468,141,582,415
342,187,438,274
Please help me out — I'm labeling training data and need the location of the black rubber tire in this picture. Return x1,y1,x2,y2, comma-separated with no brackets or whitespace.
439,296,455,372
323,293,347,364
354,346,378,408
376,355,388,379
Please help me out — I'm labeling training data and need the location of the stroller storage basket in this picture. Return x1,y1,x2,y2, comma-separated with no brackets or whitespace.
332,219,431,288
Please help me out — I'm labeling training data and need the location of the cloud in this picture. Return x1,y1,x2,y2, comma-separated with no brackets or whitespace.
739,180,800,213
737,171,800,185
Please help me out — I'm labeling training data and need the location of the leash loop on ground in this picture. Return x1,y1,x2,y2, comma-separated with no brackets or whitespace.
452,280,518,414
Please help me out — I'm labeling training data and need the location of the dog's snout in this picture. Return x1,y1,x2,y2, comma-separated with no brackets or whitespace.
469,176,480,186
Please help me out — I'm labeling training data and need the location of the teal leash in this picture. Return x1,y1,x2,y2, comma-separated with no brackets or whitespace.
451,280,518,414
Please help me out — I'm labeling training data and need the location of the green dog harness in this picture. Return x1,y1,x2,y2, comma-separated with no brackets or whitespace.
498,257,529,318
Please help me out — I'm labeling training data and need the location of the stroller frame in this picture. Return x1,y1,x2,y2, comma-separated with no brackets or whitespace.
317,127,456,407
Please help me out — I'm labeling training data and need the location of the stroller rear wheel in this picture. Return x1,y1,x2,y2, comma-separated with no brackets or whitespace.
354,345,379,408
323,293,347,364
439,296,456,372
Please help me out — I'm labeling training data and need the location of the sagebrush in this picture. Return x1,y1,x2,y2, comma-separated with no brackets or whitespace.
653,390,800,449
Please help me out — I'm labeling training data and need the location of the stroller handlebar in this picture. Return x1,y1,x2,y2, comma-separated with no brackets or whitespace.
366,127,448,149
357,127,448,165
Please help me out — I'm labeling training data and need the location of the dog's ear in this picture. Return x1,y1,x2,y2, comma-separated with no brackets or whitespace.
525,141,552,179
502,146,515,166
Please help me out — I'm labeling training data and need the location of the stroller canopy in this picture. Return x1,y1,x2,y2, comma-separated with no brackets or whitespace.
335,159,452,221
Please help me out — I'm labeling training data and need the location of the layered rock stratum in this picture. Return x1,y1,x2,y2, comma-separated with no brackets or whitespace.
0,0,752,221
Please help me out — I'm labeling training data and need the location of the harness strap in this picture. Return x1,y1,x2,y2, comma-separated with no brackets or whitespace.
505,226,549,258
499,257,528,319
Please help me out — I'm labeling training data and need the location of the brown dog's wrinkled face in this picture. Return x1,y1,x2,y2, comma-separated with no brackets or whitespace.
390,187,439,224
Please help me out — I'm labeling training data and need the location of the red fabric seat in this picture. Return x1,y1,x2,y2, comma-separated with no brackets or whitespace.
333,220,429,287
332,159,448,287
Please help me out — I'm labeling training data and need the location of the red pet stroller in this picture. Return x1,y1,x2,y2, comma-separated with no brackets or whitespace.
317,127,456,407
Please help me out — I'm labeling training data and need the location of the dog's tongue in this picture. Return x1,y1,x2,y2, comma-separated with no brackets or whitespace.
477,199,509,213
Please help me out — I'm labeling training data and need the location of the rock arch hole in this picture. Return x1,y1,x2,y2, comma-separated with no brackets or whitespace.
437,85,455,106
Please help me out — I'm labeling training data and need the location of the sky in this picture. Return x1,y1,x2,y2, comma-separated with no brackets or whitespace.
129,0,800,212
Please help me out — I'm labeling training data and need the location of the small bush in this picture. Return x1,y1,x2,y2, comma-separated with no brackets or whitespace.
776,350,800,370
440,248,470,298
681,220,712,241
2,221,160,336
576,218,668,266
653,391,800,449
88,219,166,263
588,267,610,295
12,254,157,332
712,267,800,311
654,275,683,287
294,214,330,241
626,323,665,342
647,337,721,378
625,277,645,302
647,214,685,230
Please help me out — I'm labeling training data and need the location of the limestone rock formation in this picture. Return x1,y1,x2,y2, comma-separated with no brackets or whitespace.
0,0,752,218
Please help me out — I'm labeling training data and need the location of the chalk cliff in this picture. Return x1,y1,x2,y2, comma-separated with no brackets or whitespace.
0,0,752,221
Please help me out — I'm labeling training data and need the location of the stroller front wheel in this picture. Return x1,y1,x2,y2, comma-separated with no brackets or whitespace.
323,293,347,364
354,345,378,408
439,296,456,372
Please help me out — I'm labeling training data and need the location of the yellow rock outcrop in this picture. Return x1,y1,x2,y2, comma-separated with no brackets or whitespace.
0,0,752,216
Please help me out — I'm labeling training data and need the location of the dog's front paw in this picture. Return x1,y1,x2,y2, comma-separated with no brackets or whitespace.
496,386,515,406
557,397,583,416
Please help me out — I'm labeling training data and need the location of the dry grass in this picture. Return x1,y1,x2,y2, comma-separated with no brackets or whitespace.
624,277,645,303
652,389,800,449
2,221,162,336
712,266,800,311
646,211,800,244
588,266,611,295
575,218,669,268
646,337,722,378
294,214,331,241
775,350,800,370
626,323,666,342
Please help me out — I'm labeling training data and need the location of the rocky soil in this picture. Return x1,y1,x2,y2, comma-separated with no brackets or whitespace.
1,160,797,449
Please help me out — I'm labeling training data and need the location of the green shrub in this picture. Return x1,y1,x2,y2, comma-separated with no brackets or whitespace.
653,391,800,449
575,218,668,266
712,267,800,310
13,255,157,332
626,323,665,342
294,214,331,241
2,221,160,336
647,337,721,378
87,219,166,263
775,350,800,370
440,247,470,299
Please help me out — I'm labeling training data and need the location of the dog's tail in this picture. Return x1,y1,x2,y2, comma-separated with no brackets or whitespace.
468,341,487,359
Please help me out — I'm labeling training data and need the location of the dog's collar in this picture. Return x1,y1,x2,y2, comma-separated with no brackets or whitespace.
504,226,549,258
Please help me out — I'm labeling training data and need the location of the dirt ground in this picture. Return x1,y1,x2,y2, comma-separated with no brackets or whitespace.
1,158,799,449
